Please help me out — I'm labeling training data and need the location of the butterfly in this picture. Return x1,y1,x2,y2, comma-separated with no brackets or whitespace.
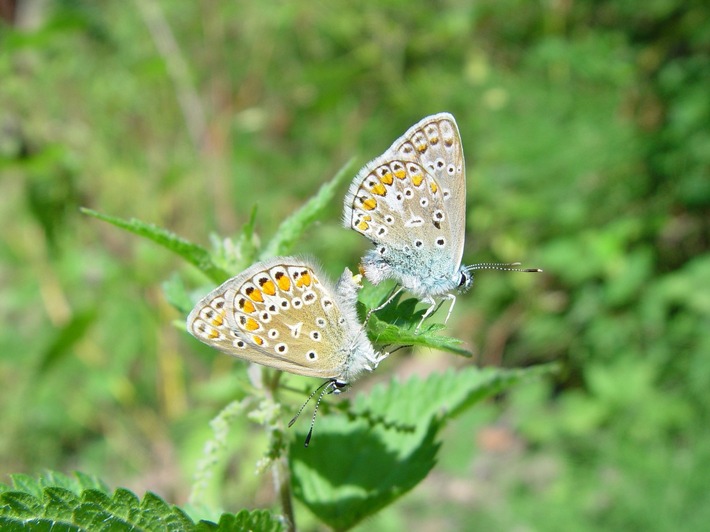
187,257,387,445
344,113,540,329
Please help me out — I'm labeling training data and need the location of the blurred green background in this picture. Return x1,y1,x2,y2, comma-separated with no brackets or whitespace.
1,0,709,529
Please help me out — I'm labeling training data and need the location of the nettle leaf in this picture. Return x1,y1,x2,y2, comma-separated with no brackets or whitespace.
0,472,284,531
195,509,286,531
80,208,230,284
358,282,472,357
291,364,557,530
260,158,355,259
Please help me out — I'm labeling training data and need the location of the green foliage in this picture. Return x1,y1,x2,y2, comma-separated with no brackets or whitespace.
80,208,231,284
2,0,709,531
291,365,556,530
0,472,283,531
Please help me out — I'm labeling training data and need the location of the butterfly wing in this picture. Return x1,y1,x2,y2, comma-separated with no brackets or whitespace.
343,113,466,291
187,257,354,380
392,113,466,271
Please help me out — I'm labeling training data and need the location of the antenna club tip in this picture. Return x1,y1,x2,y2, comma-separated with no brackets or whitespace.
526,268,543,273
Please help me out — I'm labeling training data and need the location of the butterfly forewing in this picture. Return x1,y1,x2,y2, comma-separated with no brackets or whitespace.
187,259,351,379
393,113,466,269
344,113,466,281
347,159,453,256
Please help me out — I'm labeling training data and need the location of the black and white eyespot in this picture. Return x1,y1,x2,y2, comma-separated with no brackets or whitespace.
367,179,376,187
378,246,387,255
322,298,334,311
268,304,277,313
268,329,279,339
404,188,413,198
235,339,246,349
213,297,225,309
260,311,271,323
433,209,445,221
203,309,215,320
315,317,327,328
307,350,318,361
435,237,446,247
377,227,387,236
420,198,429,207
414,239,423,248
447,164,456,175
443,190,451,199
303,291,317,305
385,215,395,225
280,299,290,309
275,343,288,354
435,158,445,169
310,331,321,342
292,298,303,309
396,193,403,201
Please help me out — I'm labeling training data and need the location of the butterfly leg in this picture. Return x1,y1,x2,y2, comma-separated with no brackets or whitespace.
415,297,437,332
416,293,457,331
442,293,457,325
365,286,404,326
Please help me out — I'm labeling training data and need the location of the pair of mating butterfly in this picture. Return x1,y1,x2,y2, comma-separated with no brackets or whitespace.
187,113,540,443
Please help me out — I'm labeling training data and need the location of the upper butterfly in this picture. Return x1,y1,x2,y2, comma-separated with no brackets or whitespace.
343,113,468,327
187,257,386,413
343,113,540,329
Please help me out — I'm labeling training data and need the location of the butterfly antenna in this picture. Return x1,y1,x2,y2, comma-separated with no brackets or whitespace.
288,380,331,429
466,262,543,273
303,381,335,447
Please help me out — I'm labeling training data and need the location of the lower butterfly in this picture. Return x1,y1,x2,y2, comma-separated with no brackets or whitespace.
186,257,387,446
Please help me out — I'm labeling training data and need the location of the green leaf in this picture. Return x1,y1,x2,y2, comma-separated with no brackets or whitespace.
0,471,283,531
234,205,260,268
195,510,286,531
359,284,472,357
367,314,472,357
260,158,355,258
80,208,231,284
291,364,557,529
0,492,43,519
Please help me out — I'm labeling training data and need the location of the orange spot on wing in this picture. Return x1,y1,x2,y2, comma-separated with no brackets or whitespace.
211,313,224,326
246,287,263,302
416,142,427,153
260,279,276,296
245,318,260,331
394,168,406,179
208,328,220,339
371,183,386,196
357,220,370,231
296,270,312,288
380,172,394,185
430,182,438,194
253,335,264,346
362,198,377,210
275,271,290,291
412,174,424,187
239,298,256,313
